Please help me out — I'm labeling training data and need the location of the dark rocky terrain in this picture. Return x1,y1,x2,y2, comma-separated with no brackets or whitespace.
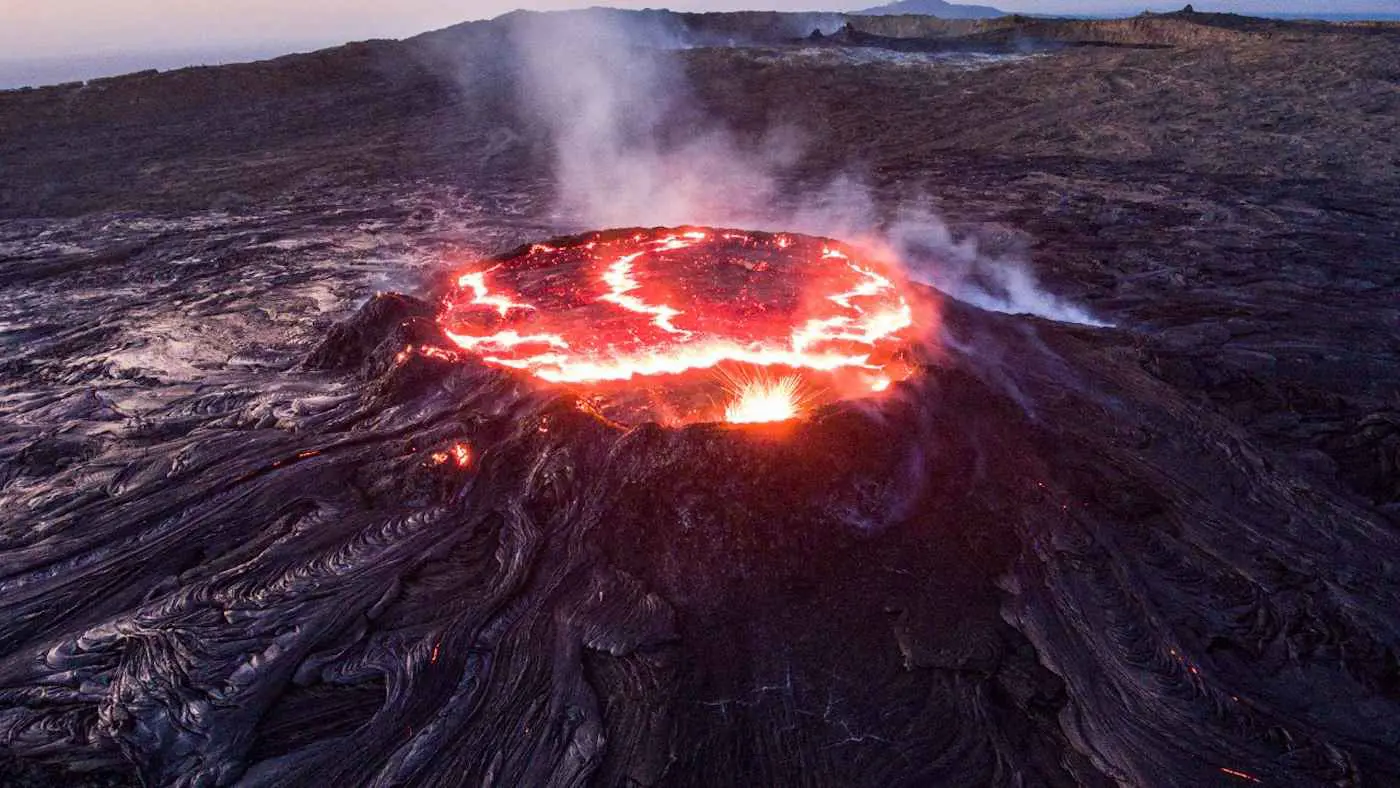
2,9,1399,787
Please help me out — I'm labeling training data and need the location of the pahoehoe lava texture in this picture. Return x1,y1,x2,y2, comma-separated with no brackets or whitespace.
3,280,1399,786
3,7,1400,788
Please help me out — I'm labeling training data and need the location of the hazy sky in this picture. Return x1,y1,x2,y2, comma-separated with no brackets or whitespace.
2,0,1395,60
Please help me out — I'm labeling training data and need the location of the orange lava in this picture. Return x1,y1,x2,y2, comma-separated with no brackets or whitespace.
437,227,925,425
429,443,472,468
724,374,805,424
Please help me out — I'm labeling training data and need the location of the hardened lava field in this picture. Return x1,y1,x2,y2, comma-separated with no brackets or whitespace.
435,227,928,426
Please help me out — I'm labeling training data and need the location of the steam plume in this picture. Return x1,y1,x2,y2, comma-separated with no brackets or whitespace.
509,11,798,229
886,208,1111,327
504,10,1107,329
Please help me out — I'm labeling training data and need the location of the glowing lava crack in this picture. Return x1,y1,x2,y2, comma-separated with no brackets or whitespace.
437,227,925,425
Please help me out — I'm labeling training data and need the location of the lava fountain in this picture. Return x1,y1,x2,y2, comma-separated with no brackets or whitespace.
436,227,929,426
724,374,806,424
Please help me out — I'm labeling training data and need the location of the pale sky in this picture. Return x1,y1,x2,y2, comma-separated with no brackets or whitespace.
1,0,1395,61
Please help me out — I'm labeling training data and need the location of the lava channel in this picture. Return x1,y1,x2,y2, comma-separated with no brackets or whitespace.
436,227,928,426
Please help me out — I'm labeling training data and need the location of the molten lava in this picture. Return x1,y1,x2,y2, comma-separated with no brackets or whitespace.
437,227,924,425
429,443,473,468
724,374,805,424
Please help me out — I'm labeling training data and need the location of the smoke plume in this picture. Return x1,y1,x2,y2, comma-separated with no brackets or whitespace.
884,208,1111,327
509,11,799,229
505,10,1107,328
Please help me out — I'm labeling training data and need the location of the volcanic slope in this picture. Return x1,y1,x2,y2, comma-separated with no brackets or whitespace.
2,9,1399,787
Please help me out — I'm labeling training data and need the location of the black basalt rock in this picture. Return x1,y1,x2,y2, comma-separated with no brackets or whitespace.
4,287,1399,786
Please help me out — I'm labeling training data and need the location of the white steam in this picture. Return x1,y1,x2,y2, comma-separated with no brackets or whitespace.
884,208,1112,327
506,10,1108,329
510,11,799,229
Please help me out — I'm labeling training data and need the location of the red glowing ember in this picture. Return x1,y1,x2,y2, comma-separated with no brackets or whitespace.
436,227,926,425
429,443,472,468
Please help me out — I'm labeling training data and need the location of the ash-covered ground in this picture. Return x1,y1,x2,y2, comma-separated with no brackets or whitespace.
2,9,1399,787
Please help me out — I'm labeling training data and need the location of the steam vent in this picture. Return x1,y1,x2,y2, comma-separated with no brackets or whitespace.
4,5,1400,788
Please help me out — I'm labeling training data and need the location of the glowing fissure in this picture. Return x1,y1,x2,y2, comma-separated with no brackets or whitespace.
484,341,873,384
456,266,536,317
437,227,922,424
599,252,692,337
442,329,570,352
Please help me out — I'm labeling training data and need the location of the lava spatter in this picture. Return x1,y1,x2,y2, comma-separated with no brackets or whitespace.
437,227,927,425
723,373,806,424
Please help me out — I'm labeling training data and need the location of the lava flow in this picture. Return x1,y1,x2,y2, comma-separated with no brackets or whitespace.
436,227,926,426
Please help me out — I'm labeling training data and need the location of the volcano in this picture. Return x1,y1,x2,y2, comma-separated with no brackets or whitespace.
3,233,1396,785
3,7,1400,788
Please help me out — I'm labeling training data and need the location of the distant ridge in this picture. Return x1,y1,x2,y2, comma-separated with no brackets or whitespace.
854,0,1005,19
